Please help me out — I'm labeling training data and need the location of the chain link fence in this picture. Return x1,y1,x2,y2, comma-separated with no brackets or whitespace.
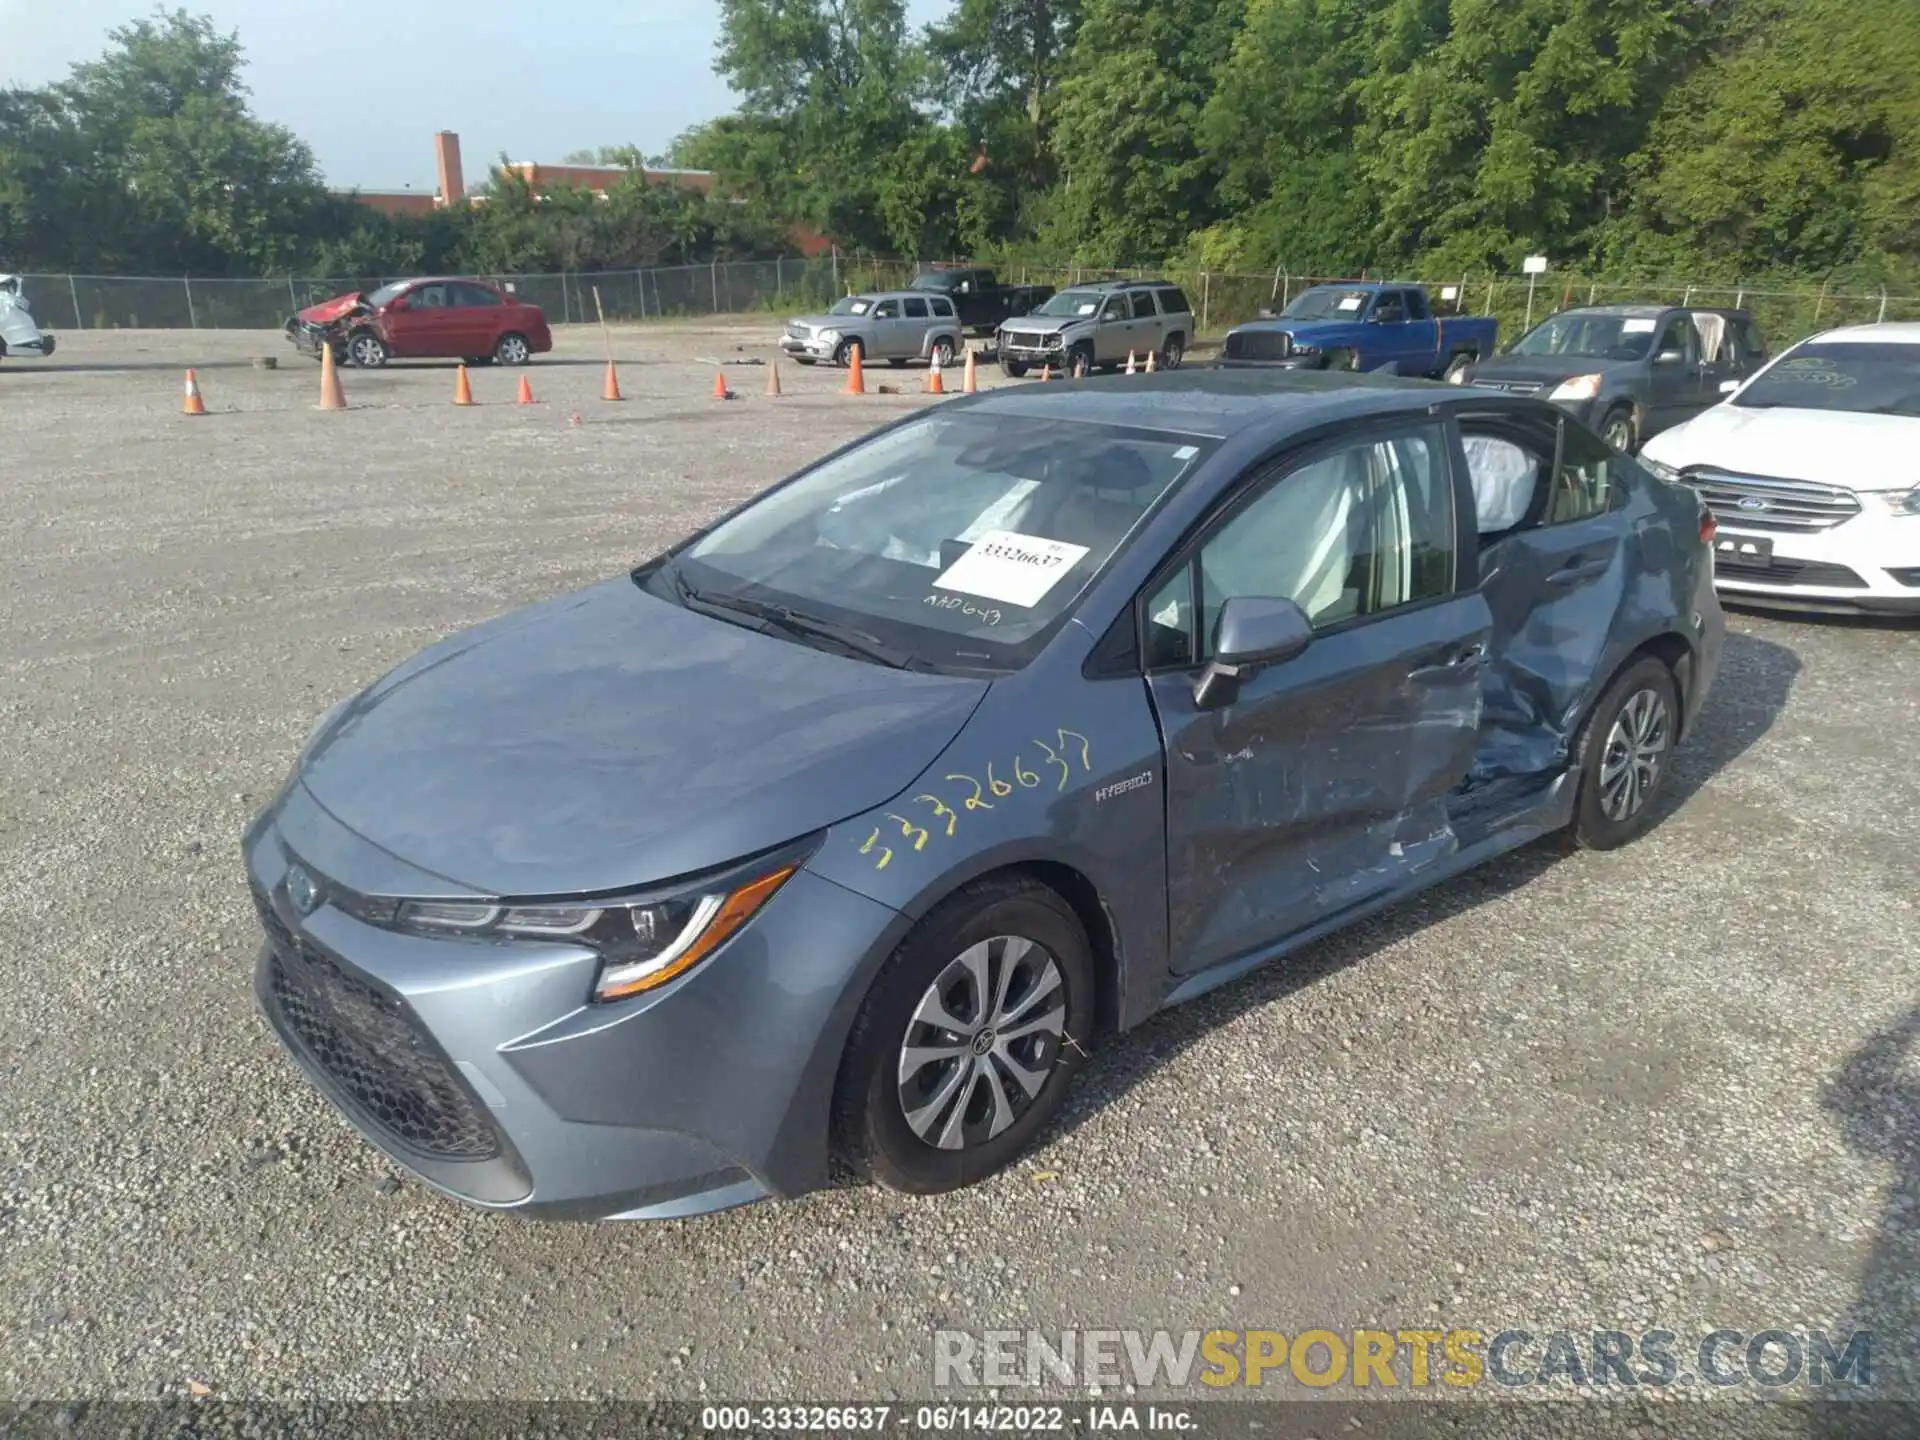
21,258,1920,351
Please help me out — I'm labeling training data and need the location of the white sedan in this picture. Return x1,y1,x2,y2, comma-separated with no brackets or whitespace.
1639,322,1920,615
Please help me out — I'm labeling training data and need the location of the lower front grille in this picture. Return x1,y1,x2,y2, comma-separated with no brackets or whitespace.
261,910,501,1162
1003,331,1053,350
1715,555,1868,589
1224,330,1292,362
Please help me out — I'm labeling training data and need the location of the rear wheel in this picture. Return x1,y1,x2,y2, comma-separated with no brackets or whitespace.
1443,353,1474,383
347,331,388,368
495,332,532,365
1569,656,1680,851
929,337,956,370
1160,334,1186,371
1600,405,1638,453
833,877,1093,1195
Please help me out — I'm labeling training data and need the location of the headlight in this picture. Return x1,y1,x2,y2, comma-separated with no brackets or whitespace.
1290,341,1320,356
817,328,840,344
1640,456,1684,485
1866,487,1920,516
1550,374,1604,401
376,863,798,1001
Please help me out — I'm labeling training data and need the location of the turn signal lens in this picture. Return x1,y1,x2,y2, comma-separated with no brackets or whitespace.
1701,511,1719,544
593,865,798,1002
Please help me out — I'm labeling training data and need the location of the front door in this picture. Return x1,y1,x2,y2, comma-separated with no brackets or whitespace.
384,281,453,357
1644,312,1702,435
869,298,905,358
1143,422,1491,976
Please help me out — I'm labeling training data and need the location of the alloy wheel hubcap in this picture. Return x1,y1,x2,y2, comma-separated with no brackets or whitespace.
1599,688,1670,821
352,338,380,365
897,935,1067,1150
502,338,527,362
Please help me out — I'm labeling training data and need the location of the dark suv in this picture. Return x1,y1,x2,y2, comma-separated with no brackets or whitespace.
998,281,1195,378
1462,305,1768,452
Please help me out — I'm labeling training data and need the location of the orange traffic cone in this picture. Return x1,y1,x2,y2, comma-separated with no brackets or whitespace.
1125,350,1137,375
962,349,978,394
1039,362,1052,382
1144,348,1157,373
712,370,734,400
765,361,783,397
182,369,206,416
453,364,475,406
844,345,866,395
516,375,535,405
927,353,945,395
602,360,624,402
317,344,346,411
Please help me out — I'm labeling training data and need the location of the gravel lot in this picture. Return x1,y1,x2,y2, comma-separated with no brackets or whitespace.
1,321,1916,1412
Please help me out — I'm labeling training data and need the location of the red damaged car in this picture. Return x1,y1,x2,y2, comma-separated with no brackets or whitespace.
285,278,553,368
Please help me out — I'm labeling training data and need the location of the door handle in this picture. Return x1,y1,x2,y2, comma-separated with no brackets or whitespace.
1408,643,1485,680
1546,556,1609,586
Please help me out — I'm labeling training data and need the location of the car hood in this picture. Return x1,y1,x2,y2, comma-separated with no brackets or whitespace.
296,578,989,896
1003,314,1086,335
1642,404,1920,491
789,313,858,331
296,292,366,325
1467,354,1623,387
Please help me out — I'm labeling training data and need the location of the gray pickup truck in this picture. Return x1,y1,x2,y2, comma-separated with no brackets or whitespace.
1461,304,1769,452
781,290,966,369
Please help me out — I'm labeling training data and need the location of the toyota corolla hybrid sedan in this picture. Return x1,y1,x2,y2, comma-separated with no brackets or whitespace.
245,371,1723,1220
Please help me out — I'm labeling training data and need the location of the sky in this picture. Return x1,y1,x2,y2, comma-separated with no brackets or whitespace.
0,0,948,190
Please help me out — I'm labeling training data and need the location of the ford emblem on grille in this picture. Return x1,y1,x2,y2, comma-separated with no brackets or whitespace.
285,863,321,916
1737,496,1770,512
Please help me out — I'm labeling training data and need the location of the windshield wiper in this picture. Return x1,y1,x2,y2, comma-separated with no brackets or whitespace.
662,564,924,671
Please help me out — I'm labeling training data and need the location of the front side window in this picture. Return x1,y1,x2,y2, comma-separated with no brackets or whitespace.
1511,312,1659,362
1655,316,1694,362
410,283,448,309
873,299,901,319
1734,342,1920,418
1144,427,1456,668
1372,292,1407,324
670,413,1211,672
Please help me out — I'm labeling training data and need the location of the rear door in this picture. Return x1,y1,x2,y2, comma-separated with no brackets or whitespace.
1145,421,1491,975
1128,290,1165,358
448,281,504,357
902,296,932,357
1454,407,1629,795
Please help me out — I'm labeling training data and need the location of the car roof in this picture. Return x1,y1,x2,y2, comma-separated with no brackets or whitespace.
1060,279,1181,293
1548,303,1752,319
1806,322,1920,346
849,289,947,301
957,368,1458,440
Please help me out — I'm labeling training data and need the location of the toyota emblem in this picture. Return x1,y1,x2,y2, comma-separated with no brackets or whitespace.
285,863,321,916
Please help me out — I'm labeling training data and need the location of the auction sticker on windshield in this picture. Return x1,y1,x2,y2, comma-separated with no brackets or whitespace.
934,530,1091,607
1622,318,1658,333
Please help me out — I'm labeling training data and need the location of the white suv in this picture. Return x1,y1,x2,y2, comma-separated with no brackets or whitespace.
1639,322,1920,615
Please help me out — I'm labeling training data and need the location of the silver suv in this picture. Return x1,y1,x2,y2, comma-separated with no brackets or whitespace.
781,290,966,369
997,281,1194,378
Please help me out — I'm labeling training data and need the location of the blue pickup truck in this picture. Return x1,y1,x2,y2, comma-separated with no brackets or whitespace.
1220,282,1498,381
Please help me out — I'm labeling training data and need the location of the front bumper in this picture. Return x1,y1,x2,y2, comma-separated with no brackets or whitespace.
4,332,55,355
243,794,905,1220
1710,516,1920,615
998,340,1067,366
285,320,337,356
779,332,837,359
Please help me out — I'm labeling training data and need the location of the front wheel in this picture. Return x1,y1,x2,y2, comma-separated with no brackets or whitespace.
833,877,1093,1195
347,331,388,368
833,339,864,368
495,332,532,365
1569,656,1680,851
1068,346,1094,380
1001,359,1029,378
1322,347,1358,372
1600,405,1638,453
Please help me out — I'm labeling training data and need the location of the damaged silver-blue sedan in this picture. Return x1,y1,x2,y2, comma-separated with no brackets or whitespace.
244,370,1724,1219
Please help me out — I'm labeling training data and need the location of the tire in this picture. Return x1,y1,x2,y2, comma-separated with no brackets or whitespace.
928,337,956,370
833,338,864,368
1443,353,1474,383
1002,359,1029,378
1600,405,1638,454
494,332,532,366
1068,345,1094,380
467,355,495,367
887,358,908,368
794,356,817,367
1568,655,1680,851
347,331,388,368
1160,334,1186,371
833,876,1094,1195
1323,348,1358,372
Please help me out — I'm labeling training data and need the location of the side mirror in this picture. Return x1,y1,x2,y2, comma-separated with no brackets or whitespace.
1718,379,1741,395
1192,597,1313,710
1654,348,1685,366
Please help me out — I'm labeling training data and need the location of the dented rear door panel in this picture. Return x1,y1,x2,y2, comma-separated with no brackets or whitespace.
1150,593,1491,976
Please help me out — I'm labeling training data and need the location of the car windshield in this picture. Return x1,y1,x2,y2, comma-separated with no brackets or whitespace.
1734,343,1920,417
829,295,875,316
1510,312,1658,361
663,412,1211,672
910,274,958,292
364,282,410,307
1280,287,1374,320
1034,290,1104,318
